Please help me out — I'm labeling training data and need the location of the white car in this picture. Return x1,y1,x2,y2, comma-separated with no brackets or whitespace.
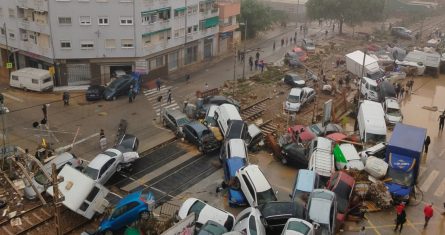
281,218,314,235
177,198,235,231
302,38,315,53
83,148,124,184
233,207,266,235
24,152,83,200
382,98,403,125
284,87,316,112
306,189,337,235
235,165,277,207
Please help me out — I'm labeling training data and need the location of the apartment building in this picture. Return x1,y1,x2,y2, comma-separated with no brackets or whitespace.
0,0,239,86
217,0,240,54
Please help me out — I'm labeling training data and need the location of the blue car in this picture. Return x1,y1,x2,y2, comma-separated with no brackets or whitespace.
223,157,248,207
98,190,155,234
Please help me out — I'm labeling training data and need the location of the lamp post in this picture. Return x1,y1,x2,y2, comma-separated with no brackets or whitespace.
240,20,247,79
233,47,237,96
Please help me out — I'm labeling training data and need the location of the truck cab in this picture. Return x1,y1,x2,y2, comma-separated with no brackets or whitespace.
360,77,379,101
385,123,426,203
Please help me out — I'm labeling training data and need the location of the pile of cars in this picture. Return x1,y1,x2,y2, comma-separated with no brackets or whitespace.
85,72,141,101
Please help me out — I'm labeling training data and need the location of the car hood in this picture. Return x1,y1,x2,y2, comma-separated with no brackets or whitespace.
285,101,301,111
294,80,305,85
386,114,403,123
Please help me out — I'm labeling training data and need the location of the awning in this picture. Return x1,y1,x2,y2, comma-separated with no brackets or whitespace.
157,7,171,12
174,7,186,12
141,10,158,17
142,28,171,37
204,16,219,28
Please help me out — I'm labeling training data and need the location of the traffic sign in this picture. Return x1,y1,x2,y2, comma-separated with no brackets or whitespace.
49,66,55,76
6,63,12,69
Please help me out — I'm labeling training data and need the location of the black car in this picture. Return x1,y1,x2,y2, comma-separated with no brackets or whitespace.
116,134,139,152
85,85,105,101
226,120,248,140
182,121,220,153
280,143,309,168
391,27,413,40
283,73,306,88
258,200,306,234
103,76,134,101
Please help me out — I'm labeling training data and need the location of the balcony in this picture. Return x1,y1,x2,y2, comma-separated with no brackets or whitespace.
219,22,239,33
199,8,219,18
18,19,50,35
16,0,49,12
19,40,53,59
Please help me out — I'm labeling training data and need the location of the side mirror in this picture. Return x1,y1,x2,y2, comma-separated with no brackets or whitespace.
313,222,320,230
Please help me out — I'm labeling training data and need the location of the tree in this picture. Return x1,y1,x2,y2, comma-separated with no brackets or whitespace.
240,0,274,39
306,0,385,34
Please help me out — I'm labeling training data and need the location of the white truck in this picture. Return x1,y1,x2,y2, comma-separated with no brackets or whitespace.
47,165,110,219
346,50,384,81
10,67,54,92
357,100,387,144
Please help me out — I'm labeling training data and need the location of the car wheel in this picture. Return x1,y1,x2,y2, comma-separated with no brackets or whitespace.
116,164,122,172
281,157,288,165
140,211,151,220
112,96,117,101
104,230,113,235
23,87,28,92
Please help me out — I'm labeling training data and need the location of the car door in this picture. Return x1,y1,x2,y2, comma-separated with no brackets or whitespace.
167,114,175,129
240,174,256,207
118,201,141,228
99,158,116,184
183,125,192,142
190,128,199,145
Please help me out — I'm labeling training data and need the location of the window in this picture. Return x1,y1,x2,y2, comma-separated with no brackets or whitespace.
98,16,109,25
9,33,15,39
79,16,91,25
142,14,156,24
9,8,15,18
58,17,72,25
11,75,18,81
0,28,5,36
32,79,38,84
105,39,116,48
149,56,164,69
80,40,94,49
121,39,134,48
187,27,192,34
120,17,133,25
193,25,198,32
60,40,71,49
187,5,198,15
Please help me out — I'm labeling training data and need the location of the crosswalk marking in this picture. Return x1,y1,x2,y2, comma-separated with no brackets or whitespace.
433,178,445,197
420,170,439,192
142,85,180,116
419,166,427,178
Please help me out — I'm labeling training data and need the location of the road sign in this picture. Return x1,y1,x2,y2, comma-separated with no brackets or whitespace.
322,99,333,127
6,63,12,69
48,66,55,76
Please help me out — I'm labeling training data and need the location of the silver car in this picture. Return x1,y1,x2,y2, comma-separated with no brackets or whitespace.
83,149,123,184
284,87,316,112
24,152,83,200
306,189,337,235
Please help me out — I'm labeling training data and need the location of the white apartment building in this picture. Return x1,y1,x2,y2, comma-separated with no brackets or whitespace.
0,0,229,86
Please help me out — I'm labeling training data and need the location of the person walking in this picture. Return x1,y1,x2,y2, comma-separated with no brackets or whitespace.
249,56,253,71
359,226,366,235
409,79,414,92
293,37,296,44
325,29,328,38
439,111,445,132
281,38,284,47
424,136,431,154
400,86,405,99
156,77,161,91
394,208,406,232
254,59,258,70
185,74,191,83
395,83,401,99
256,51,260,60
166,89,172,104
62,92,70,106
205,82,209,91
42,104,48,121
99,129,107,150
424,203,434,228
273,41,276,50
100,129,105,139
128,89,133,103
260,60,264,73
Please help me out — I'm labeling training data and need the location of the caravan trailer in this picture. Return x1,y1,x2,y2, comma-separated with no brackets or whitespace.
10,67,53,92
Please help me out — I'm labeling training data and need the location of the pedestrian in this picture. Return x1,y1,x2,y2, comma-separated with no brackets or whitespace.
332,23,335,31
424,203,434,228
396,202,406,215
205,82,209,91
400,86,405,99
409,79,414,91
62,92,70,106
240,52,244,62
256,51,260,60
128,89,133,103
395,83,401,98
254,59,258,70
42,104,47,121
325,29,328,37
166,89,172,104
156,77,161,91
273,41,276,50
249,56,253,71
424,136,431,154
359,226,366,235
293,37,296,44
100,129,105,139
439,111,445,132
394,208,406,232
294,31,297,39
345,74,350,86
100,135,107,150
281,38,284,47
260,60,264,73
338,78,343,87
237,50,241,61
300,25,303,31
185,74,190,83
336,58,340,68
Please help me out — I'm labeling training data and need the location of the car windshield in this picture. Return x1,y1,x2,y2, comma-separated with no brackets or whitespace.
83,166,99,180
189,200,206,216
34,170,50,185
366,133,386,143
333,182,352,213
288,221,311,234
387,108,401,116
108,80,124,89
288,95,300,103
257,189,277,205
291,75,301,81
388,168,414,186
306,42,315,47
200,223,226,235
177,117,190,126
103,151,118,158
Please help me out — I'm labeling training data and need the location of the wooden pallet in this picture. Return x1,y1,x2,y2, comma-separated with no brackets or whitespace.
363,201,381,212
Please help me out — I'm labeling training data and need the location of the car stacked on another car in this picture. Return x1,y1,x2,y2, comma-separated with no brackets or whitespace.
162,108,190,136
306,189,337,235
326,171,355,224
103,75,134,101
83,149,124,184
232,207,266,235
283,73,306,88
258,200,306,234
182,121,220,153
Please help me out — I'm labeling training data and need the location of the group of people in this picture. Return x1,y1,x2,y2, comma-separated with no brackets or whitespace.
393,202,435,232
248,51,265,73
393,80,414,99
278,35,297,48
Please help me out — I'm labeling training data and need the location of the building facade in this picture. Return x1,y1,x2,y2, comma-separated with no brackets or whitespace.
0,0,239,86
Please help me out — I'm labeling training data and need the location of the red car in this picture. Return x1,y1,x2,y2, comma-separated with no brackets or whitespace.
292,47,308,62
287,125,316,144
326,171,355,223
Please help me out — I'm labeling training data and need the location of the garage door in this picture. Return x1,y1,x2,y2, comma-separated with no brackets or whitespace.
66,64,91,85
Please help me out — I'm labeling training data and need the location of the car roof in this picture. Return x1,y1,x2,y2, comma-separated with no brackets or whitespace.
116,190,143,208
242,165,271,192
166,108,187,119
87,154,111,169
386,98,400,109
290,88,302,96
301,87,314,92
226,158,246,176
309,191,335,223
284,218,313,235
296,170,317,192
228,139,247,158
187,121,208,133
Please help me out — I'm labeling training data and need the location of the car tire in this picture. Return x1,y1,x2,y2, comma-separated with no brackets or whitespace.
116,164,122,172
140,211,151,220
281,157,288,165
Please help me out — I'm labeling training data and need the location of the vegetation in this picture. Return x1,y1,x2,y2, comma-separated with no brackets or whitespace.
306,0,385,34
239,0,274,39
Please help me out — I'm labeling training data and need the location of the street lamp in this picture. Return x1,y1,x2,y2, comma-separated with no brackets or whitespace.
240,20,247,79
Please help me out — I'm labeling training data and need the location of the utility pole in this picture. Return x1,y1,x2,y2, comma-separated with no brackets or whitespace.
52,163,63,235
233,46,237,97
358,50,367,104
3,23,11,78
241,20,247,79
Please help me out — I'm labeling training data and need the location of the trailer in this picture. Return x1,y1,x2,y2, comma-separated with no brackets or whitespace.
345,50,384,80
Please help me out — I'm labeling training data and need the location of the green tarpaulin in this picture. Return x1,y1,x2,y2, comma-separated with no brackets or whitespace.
142,28,171,37
175,7,186,12
204,16,219,28
333,144,347,163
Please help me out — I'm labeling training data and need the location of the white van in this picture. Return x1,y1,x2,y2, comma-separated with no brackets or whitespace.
214,104,242,137
308,137,335,180
357,100,387,144
47,165,109,219
10,67,54,92
360,77,378,101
